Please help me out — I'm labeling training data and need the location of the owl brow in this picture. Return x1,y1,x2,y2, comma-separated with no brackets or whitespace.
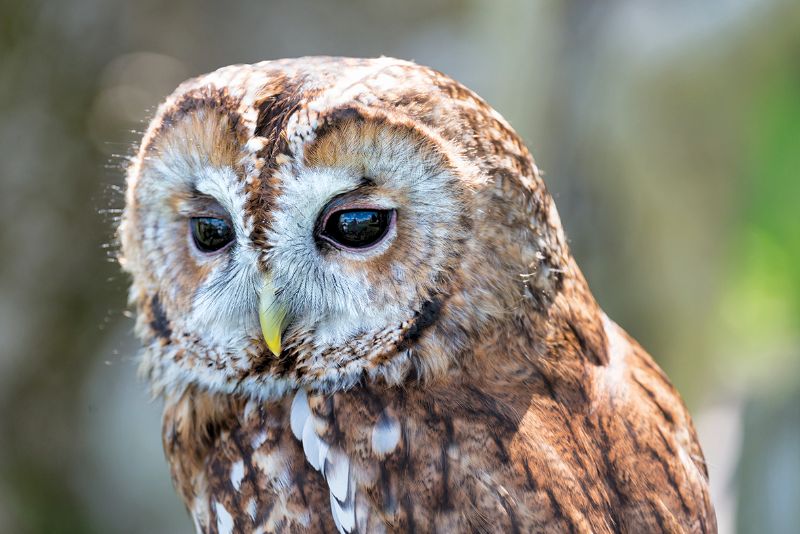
179,190,232,219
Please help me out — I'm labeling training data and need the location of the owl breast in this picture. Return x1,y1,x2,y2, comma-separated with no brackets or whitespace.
164,318,713,533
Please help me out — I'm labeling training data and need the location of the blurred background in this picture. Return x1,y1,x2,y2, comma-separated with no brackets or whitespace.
1,0,798,532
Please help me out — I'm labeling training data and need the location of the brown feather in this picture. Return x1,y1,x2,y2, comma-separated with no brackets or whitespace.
120,57,716,533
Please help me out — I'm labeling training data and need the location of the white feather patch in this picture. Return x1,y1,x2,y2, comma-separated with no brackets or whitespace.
330,489,356,533
251,430,268,450
246,498,257,521
599,313,629,400
324,447,350,502
243,399,258,422
371,410,401,456
290,389,357,533
214,501,234,534
331,493,343,533
317,438,330,471
302,412,326,471
230,459,245,491
290,388,311,440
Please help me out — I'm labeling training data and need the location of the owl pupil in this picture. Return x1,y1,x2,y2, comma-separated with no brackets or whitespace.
191,217,234,252
322,209,392,249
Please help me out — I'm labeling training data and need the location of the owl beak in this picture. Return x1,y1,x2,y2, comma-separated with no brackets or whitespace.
259,276,288,357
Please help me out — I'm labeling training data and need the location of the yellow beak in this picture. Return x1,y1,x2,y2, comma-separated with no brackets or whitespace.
259,276,288,357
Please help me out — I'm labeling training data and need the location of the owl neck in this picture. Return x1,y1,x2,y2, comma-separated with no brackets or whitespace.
408,258,610,398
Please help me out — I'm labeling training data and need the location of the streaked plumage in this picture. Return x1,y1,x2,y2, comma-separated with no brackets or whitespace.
119,57,716,532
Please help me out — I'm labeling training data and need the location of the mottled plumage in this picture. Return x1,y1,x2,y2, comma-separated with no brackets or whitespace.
119,57,715,533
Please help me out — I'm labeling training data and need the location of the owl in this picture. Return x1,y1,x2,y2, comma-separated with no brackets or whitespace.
118,57,716,533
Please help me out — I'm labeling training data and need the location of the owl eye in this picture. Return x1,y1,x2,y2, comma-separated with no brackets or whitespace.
190,217,234,252
320,208,394,250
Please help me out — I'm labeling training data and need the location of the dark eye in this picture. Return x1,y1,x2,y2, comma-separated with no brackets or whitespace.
190,217,234,252
320,209,394,250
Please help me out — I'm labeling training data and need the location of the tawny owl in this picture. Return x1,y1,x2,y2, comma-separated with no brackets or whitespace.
118,57,716,533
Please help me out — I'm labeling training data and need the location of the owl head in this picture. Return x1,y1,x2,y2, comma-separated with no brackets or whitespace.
119,57,604,400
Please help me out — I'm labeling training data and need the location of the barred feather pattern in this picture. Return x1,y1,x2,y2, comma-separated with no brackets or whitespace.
162,312,714,533
122,57,716,533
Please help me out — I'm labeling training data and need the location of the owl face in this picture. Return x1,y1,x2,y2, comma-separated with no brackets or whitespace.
120,58,565,399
